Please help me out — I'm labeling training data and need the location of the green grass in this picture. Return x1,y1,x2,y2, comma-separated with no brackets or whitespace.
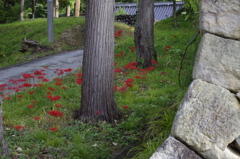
0,15,200,158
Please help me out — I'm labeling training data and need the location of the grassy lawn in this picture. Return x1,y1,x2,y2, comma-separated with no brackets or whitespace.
0,15,200,159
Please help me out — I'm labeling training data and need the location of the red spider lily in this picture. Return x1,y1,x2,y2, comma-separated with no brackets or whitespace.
124,78,134,84
55,82,63,86
47,95,61,101
54,78,63,82
151,60,158,64
29,91,35,94
119,86,127,93
114,86,118,91
166,46,171,49
4,97,10,100
62,86,67,89
55,104,62,108
64,68,72,72
47,92,52,95
164,49,169,52
96,110,103,115
22,73,34,78
114,68,122,73
126,83,133,87
50,127,58,131
32,101,37,103
140,66,155,72
123,106,129,109
161,72,166,75
76,73,82,77
15,125,23,130
76,78,82,85
124,62,138,70
33,70,44,76
114,30,123,38
0,84,7,88
33,117,40,120
28,105,34,108
119,51,123,54
114,63,118,66
48,87,55,91
48,110,64,117
42,78,49,82
135,76,141,79
22,83,32,87
129,46,136,52
17,95,23,98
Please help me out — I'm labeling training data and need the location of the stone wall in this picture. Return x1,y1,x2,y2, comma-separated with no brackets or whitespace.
150,0,240,159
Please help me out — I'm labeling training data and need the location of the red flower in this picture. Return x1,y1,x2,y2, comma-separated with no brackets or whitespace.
33,117,40,120
47,95,61,101
55,104,62,108
125,78,134,84
29,91,35,94
34,70,43,76
32,101,37,103
96,110,103,115
114,86,118,91
119,86,127,93
151,60,158,64
161,72,166,75
17,95,23,98
166,46,171,49
55,82,63,86
114,68,122,73
64,68,72,72
76,78,82,85
123,106,129,109
4,97,10,100
42,78,49,82
15,125,23,130
28,105,34,108
126,83,133,87
48,110,64,117
135,76,141,79
22,83,32,87
48,87,55,91
22,73,34,79
50,127,58,131
2,117,5,120
62,86,67,89
76,73,82,77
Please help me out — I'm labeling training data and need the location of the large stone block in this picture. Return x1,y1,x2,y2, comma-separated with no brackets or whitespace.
200,0,240,39
193,33,240,92
150,136,202,159
171,79,240,159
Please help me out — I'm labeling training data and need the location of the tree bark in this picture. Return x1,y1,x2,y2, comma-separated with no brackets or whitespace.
173,0,178,27
74,0,80,17
66,5,70,17
134,0,157,68
20,0,24,21
0,100,10,156
53,0,59,18
78,0,120,123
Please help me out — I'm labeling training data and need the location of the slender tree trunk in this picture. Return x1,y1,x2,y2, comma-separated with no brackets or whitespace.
20,0,24,21
78,0,120,123
74,0,80,17
0,100,10,156
66,5,70,17
173,0,178,27
32,0,35,19
53,0,59,18
134,0,157,69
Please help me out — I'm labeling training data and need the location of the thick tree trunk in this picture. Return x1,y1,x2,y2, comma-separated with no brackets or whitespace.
20,0,24,21
74,0,80,17
66,5,70,17
0,100,10,156
134,0,157,68
32,0,35,19
173,0,178,27
78,0,120,123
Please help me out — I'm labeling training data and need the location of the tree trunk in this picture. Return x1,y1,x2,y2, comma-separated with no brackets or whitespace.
173,0,178,27
74,0,80,17
78,0,120,123
20,0,24,21
53,0,59,18
0,100,10,156
134,0,157,68
32,0,35,19
66,5,70,17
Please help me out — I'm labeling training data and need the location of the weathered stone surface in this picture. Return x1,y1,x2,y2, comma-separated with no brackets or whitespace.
193,33,240,92
200,0,240,39
171,79,240,159
150,136,202,159
237,92,240,100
